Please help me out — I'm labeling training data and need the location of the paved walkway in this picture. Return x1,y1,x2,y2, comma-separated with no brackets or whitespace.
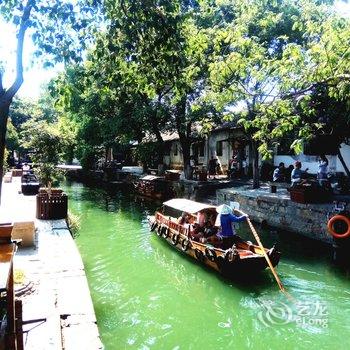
1,177,103,349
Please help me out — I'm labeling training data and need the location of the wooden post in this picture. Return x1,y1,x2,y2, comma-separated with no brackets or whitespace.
15,300,23,350
6,263,17,350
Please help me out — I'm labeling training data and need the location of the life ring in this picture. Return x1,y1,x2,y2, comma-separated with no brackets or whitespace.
157,225,163,236
150,221,158,232
171,233,179,245
194,249,205,262
205,247,217,262
327,215,350,239
181,238,190,251
163,227,170,239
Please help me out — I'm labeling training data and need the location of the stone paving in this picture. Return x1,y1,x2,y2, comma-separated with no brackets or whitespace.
0,177,103,350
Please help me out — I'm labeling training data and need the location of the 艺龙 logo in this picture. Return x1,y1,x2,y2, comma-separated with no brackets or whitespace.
257,299,328,329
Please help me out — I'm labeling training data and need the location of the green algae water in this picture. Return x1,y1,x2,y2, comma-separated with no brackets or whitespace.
64,182,350,350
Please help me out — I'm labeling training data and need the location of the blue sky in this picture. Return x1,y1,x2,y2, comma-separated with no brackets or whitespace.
0,0,350,100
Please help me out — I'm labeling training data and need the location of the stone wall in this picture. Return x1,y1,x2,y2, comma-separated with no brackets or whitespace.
217,187,335,243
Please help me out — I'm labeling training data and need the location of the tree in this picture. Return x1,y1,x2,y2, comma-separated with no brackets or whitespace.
0,0,100,199
206,0,336,187
99,0,221,178
239,1,350,177
20,118,68,186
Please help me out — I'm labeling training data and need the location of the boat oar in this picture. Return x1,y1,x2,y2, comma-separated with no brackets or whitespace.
236,209,285,292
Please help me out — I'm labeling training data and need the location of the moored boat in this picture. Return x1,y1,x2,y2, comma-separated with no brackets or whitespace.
148,198,280,278
134,175,175,200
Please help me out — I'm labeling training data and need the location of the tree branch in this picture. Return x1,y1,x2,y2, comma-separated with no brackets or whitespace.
3,0,34,102
0,70,3,95
279,74,350,100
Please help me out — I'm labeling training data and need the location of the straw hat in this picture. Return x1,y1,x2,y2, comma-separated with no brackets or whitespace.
216,204,232,215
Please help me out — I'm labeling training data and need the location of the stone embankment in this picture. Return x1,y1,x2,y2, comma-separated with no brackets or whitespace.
217,186,339,244
0,177,103,349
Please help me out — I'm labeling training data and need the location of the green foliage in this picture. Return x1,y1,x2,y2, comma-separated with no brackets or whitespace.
21,120,66,186
54,0,220,174
12,0,349,175
2,148,9,173
131,143,159,169
6,119,19,151
0,0,101,66
67,210,81,239
205,0,350,161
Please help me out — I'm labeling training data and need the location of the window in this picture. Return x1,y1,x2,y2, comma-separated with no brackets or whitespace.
216,141,223,157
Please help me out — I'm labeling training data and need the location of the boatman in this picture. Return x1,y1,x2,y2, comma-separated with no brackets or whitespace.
217,204,248,249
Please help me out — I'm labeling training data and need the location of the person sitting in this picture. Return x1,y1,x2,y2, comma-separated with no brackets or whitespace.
291,161,308,187
22,162,30,171
216,204,248,249
273,162,286,182
202,216,221,246
189,210,207,241
177,212,189,225
22,162,31,175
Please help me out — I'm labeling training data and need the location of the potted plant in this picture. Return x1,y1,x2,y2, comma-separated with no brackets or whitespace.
35,162,67,220
21,120,68,219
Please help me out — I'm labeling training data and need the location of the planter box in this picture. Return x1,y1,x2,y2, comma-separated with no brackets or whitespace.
288,186,331,204
11,169,23,177
165,171,181,181
36,191,68,220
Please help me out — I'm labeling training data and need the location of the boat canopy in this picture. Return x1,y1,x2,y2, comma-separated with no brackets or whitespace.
163,198,216,214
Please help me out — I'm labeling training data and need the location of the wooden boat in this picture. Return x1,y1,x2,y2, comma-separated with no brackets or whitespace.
134,175,175,200
21,172,40,195
148,199,280,278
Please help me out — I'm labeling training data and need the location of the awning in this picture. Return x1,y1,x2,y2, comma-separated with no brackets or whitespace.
163,198,216,214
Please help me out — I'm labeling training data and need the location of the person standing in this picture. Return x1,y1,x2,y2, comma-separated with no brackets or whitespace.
208,156,218,179
217,204,248,249
317,155,329,186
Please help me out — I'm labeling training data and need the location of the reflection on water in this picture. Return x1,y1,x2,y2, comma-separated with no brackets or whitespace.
64,181,350,350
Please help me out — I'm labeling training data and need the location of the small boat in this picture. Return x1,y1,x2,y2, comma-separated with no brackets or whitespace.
21,172,40,195
148,198,280,278
134,175,175,200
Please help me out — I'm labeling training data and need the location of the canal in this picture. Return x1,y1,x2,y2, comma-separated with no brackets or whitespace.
64,181,350,350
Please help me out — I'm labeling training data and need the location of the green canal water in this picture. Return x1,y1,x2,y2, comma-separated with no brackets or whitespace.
64,181,350,350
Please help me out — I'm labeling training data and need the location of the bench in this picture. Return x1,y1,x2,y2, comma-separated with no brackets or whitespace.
268,181,290,193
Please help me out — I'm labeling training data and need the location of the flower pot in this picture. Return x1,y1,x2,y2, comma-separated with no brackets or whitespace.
36,189,68,220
